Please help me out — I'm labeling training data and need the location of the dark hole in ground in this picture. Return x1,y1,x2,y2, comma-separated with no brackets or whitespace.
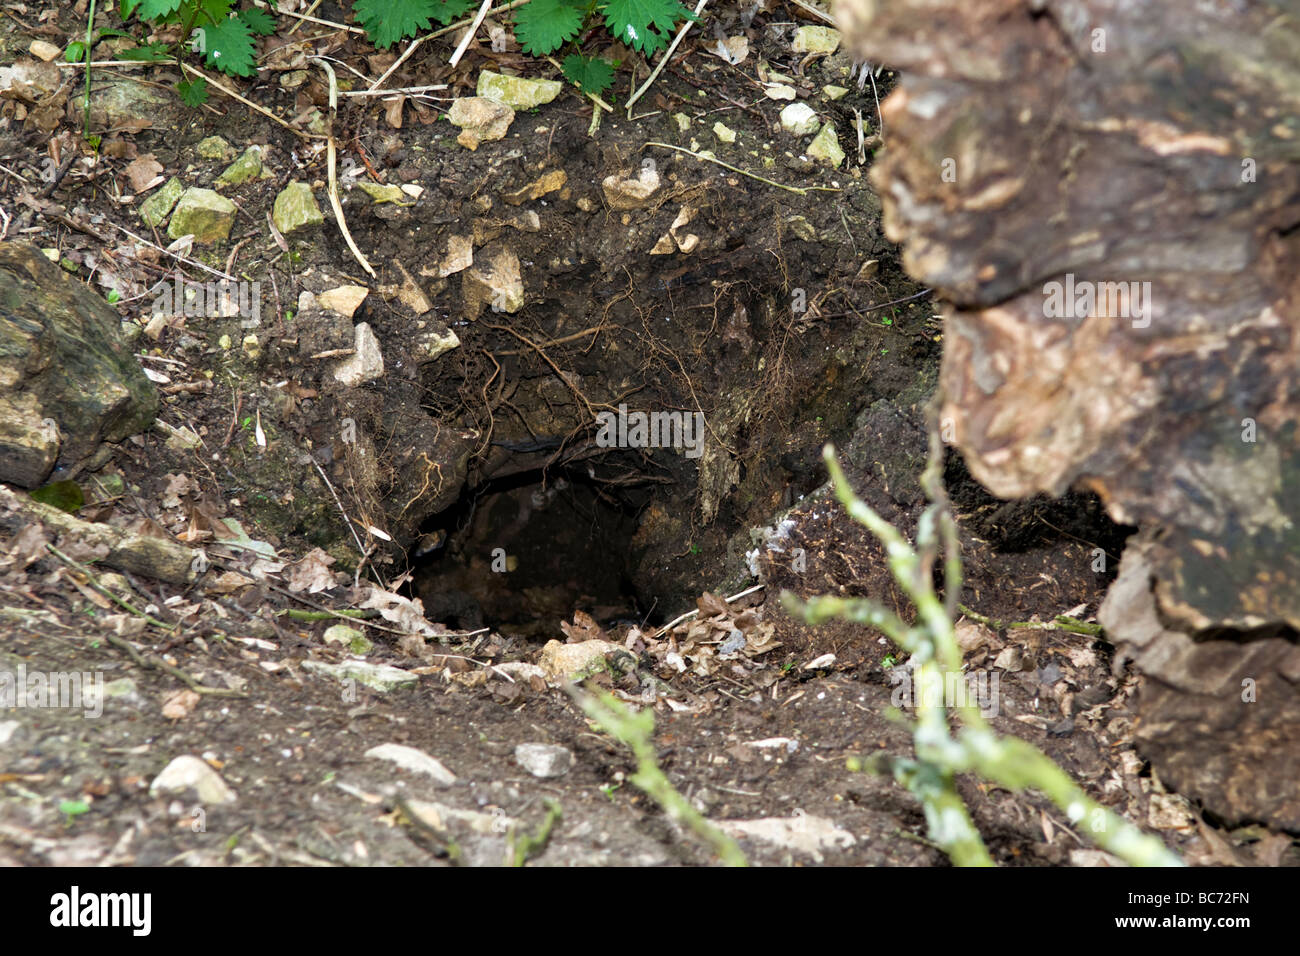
944,451,1137,573
410,462,656,639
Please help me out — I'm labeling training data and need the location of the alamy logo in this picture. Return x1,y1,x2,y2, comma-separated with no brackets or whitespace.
152,275,262,327
50,886,151,936
0,665,103,718
595,404,706,459
1042,273,1152,328
889,667,1001,718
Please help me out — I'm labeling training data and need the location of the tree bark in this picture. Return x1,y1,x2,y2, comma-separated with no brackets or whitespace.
836,0,1300,828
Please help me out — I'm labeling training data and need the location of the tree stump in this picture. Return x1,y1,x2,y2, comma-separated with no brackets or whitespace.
836,0,1300,828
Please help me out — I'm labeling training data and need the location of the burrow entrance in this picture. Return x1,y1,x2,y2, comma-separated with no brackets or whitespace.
411,457,657,639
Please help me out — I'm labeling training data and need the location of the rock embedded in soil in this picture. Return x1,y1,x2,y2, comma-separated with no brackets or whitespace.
78,80,171,128
196,135,235,161
149,755,237,804
462,243,524,319
215,146,264,188
807,123,845,167
302,659,417,693
792,26,842,54
601,166,662,210
167,187,237,244
0,242,158,486
355,181,407,204
501,169,567,206
272,182,325,235
330,322,384,385
317,284,369,318
138,176,184,227
780,102,822,136
447,97,515,150
476,70,563,110
364,743,457,787
417,322,460,360
538,639,622,680
514,743,573,779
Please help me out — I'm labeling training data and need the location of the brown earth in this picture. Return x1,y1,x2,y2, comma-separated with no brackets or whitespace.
0,2,1290,867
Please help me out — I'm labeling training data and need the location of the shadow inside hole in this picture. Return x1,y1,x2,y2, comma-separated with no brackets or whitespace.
410,466,652,639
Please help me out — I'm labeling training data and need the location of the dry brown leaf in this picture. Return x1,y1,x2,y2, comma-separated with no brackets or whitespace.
697,591,728,617
560,609,606,643
285,547,337,594
123,154,164,193
161,689,200,720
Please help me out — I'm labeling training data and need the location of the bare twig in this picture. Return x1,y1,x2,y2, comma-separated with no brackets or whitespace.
651,583,764,639
310,57,377,278
448,0,494,68
644,142,842,195
626,0,711,113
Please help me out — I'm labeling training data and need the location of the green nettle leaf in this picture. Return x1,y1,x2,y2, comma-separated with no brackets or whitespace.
432,0,477,24
195,0,236,23
237,6,276,35
177,76,209,106
137,0,184,18
199,15,256,76
116,41,173,61
354,0,439,48
602,0,692,55
561,54,614,96
513,0,585,56
120,0,145,18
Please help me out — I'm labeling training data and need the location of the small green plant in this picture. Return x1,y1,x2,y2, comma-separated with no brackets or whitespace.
356,0,693,99
573,686,746,866
116,0,276,106
59,799,91,827
784,441,1183,867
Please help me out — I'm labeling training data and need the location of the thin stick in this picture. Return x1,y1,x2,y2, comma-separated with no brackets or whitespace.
448,0,494,68
370,33,431,92
311,57,377,278
341,84,448,98
252,0,364,34
366,1,532,93
644,142,842,195
286,0,324,34
108,222,238,282
626,0,710,113
45,545,246,698
788,0,835,25
181,62,321,140
310,458,380,587
652,583,764,639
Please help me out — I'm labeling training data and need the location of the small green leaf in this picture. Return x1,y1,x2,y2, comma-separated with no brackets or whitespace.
238,6,276,35
177,76,209,106
106,289,122,304
602,0,694,56
116,42,173,62
354,0,441,48
561,54,614,97
65,41,86,63
59,799,91,820
137,0,185,18
197,16,257,76
513,0,584,56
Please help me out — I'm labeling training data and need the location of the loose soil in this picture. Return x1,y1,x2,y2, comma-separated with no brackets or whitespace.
0,2,1285,867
